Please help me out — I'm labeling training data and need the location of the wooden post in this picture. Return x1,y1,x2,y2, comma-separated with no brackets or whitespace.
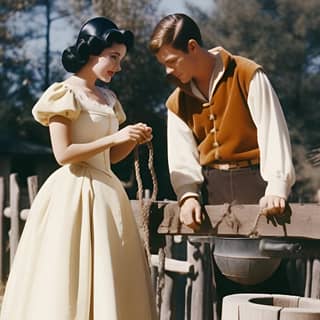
160,236,174,320
312,186,320,297
20,175,38,220
0,177,4,283
187,238,204,320
304,259,313,297
9,173,19,267
27,176,38,205
316,189,320,204
186,237,215,320
313,187,320,298
311,259,320,299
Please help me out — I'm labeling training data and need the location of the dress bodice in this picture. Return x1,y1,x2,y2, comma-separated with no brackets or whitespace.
32,81,126,173
70,88,120,173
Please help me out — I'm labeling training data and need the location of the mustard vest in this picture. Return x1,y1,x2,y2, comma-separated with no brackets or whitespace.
166,48,261,166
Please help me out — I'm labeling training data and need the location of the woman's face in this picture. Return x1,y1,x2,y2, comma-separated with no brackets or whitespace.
90,43,127,83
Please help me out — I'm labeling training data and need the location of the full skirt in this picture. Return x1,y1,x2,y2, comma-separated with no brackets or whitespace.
0,164,157,320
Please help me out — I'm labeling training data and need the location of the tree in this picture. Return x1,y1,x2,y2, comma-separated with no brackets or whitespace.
1,0,80,145
0,1,37,137
187,0,320,200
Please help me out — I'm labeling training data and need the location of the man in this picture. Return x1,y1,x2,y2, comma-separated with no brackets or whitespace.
149,13,295,228
149,13,296,318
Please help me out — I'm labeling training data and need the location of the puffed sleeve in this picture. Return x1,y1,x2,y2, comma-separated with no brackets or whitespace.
113,99,126,125
32,82,81,126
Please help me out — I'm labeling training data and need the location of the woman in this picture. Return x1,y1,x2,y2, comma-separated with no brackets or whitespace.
0,17,157,320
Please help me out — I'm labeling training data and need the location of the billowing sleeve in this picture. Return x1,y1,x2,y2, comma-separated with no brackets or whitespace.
247,70,295,199
32,82,81,126
167,109,204,202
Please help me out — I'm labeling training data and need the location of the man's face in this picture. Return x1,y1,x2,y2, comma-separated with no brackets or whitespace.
155,44,195,84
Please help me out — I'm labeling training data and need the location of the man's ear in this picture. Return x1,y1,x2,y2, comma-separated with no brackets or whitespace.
187,39,199,53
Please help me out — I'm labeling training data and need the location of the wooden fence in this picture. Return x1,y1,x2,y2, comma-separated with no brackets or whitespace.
0,174,202,318
1,173,320,319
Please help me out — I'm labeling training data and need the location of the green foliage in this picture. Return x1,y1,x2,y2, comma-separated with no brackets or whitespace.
0,0,76,145
0,1,36,136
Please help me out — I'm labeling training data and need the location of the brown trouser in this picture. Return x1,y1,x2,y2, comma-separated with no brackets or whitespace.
202,164,266,205
201,165,297,319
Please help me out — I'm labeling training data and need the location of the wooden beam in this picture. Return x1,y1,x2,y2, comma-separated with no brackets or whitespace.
154,202,320,239
150,254,193,274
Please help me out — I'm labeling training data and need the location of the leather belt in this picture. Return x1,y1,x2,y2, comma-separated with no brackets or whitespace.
210,158,260,171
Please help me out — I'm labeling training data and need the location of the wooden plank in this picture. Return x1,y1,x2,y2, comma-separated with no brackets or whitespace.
156,202,320,239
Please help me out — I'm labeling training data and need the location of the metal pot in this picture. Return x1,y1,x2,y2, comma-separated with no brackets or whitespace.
213,237,282,285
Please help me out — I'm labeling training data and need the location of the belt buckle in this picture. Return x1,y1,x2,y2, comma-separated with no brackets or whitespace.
219,163,232,170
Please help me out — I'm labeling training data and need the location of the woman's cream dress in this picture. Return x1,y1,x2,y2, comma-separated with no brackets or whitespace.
0,82,157,320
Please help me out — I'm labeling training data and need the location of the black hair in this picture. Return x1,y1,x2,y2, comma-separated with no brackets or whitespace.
62,17,134,73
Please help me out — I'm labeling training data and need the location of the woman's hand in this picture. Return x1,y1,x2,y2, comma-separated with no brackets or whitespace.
109,123,152,163
137,123,153,144
112,123,152,145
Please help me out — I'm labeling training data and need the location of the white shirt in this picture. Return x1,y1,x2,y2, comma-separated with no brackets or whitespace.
167,51,295,202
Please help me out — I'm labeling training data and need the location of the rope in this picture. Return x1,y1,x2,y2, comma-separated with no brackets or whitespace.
248,208,290,238
133,141,166,315
211,203,273,239
134,143,153,266
212,203,278,239
247,211,265,238
213,202,241,233
156,247,166,312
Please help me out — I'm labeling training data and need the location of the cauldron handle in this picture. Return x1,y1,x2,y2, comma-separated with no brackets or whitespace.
259,239,302,258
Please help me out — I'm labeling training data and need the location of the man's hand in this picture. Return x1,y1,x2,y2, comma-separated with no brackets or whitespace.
179,197,202,230
259,195,286,216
